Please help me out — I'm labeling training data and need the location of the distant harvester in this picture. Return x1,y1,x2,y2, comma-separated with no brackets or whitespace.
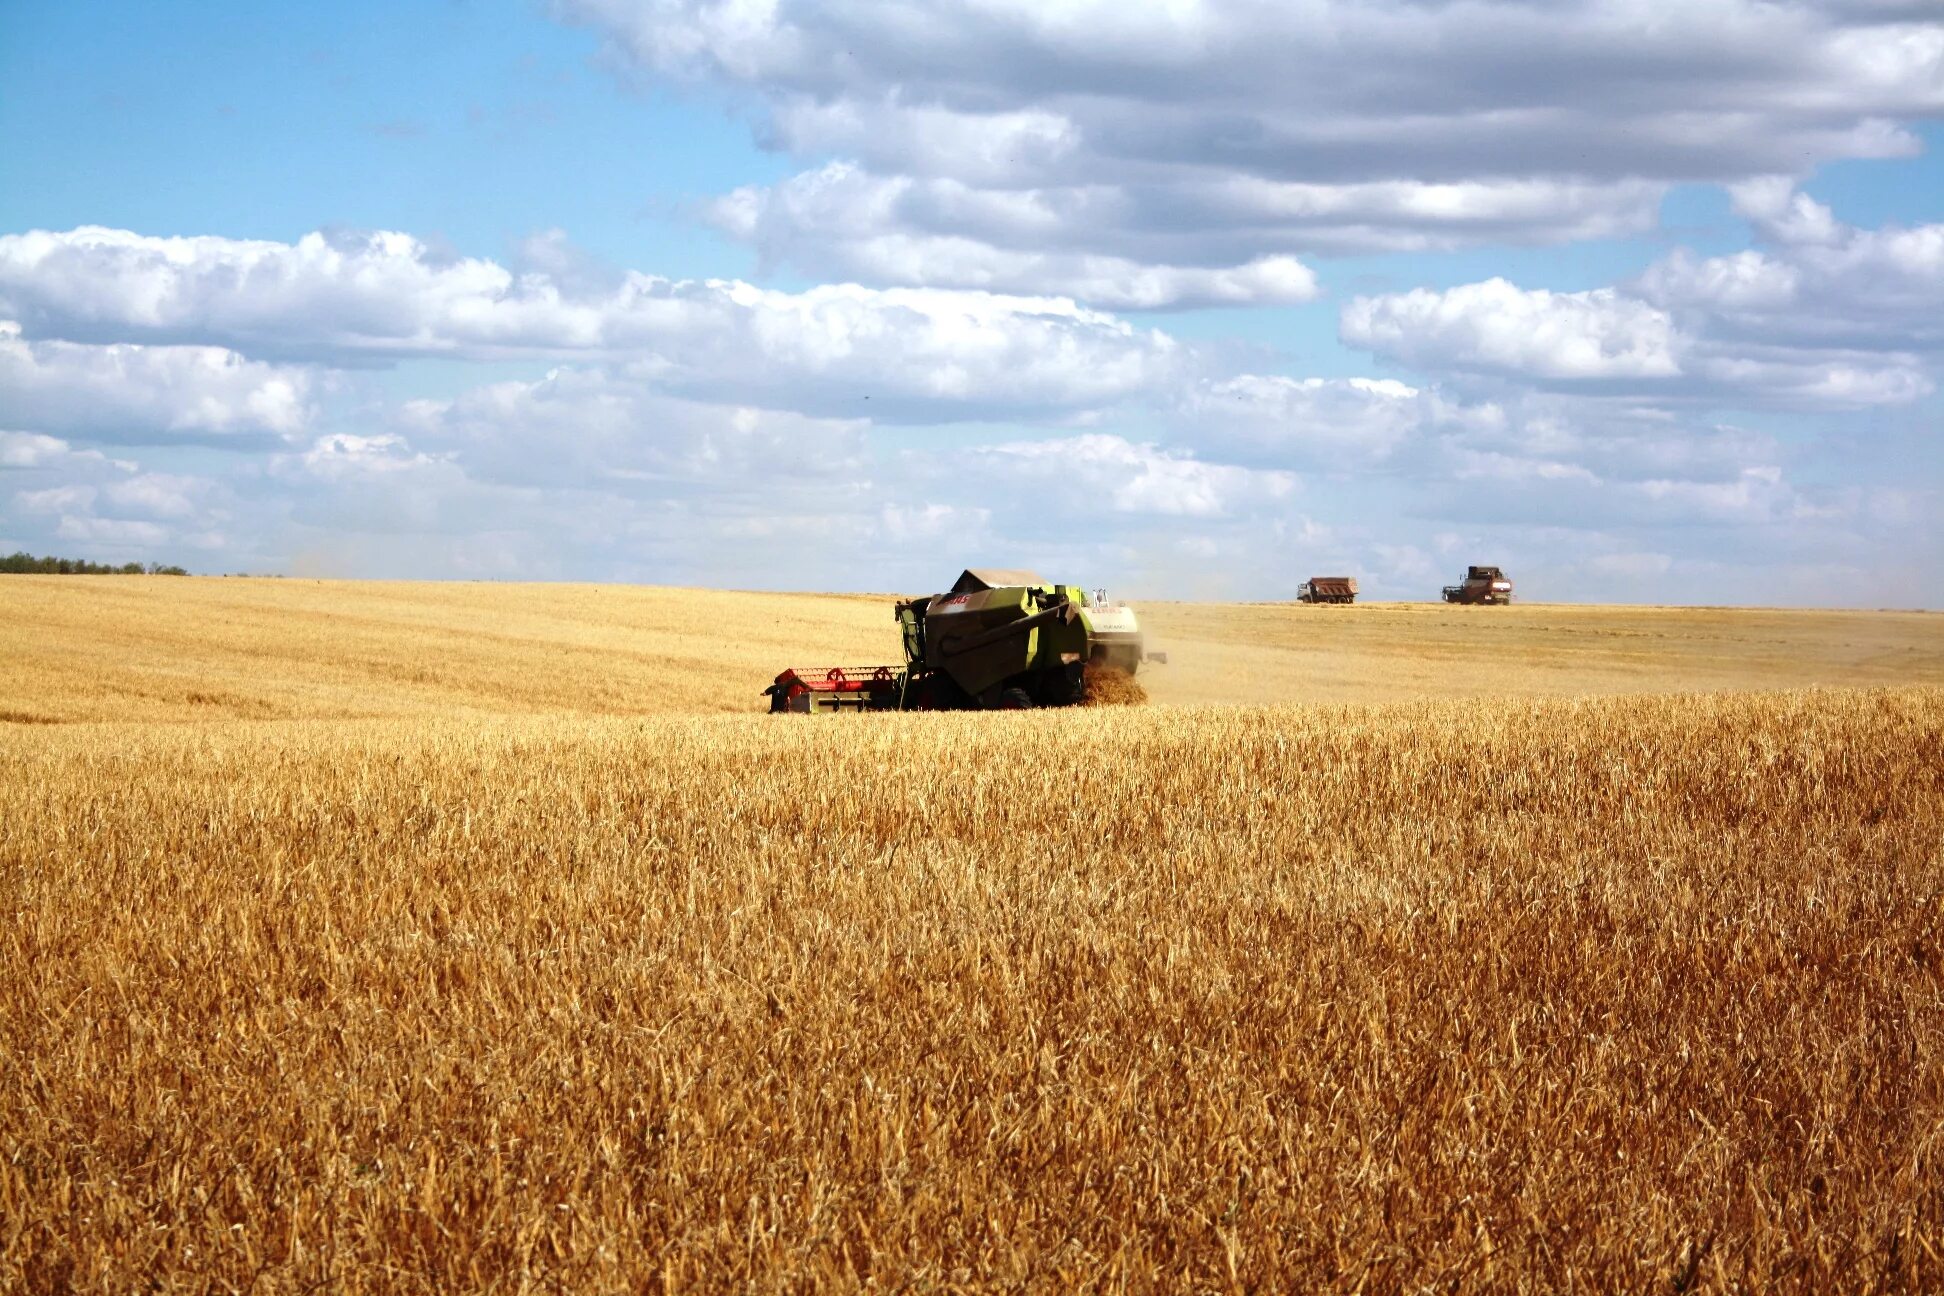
1297,576,1358,605
1443,565,1514,605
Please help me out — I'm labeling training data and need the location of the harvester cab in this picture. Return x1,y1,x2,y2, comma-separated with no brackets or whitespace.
767,568,1165,713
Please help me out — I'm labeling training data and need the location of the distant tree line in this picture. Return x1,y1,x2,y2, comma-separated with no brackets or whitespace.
0,551,189,576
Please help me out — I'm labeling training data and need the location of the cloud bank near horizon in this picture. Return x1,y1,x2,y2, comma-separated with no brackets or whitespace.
2,197,1935,603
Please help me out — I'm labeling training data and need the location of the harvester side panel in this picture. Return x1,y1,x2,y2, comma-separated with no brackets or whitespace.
922,586,1029,698
923,586,1087,700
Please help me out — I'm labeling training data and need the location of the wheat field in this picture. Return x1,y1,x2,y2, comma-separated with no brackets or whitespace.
2,576,1940,722
3,578,1942,1291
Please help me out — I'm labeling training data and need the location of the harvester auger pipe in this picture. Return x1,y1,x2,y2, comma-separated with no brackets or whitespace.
934,596,1076,661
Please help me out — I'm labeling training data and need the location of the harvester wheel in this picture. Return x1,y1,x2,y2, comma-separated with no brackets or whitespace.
997,688,1034,711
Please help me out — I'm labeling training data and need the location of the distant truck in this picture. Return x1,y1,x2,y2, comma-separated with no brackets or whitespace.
1297,576,1358,605
1443,566,1514,605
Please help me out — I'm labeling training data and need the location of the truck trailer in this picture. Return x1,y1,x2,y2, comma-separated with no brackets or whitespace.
1297,576,1358,604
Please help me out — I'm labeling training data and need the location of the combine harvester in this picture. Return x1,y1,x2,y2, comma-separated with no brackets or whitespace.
767,569,1165,713
1442,565,1514,605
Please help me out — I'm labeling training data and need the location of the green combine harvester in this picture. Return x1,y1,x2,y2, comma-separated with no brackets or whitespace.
766,568,1165,713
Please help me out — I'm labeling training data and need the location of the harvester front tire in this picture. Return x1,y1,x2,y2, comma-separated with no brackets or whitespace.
997,688,1034,711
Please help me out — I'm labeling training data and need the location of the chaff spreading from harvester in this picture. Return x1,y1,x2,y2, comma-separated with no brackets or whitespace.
1082,664,1147,706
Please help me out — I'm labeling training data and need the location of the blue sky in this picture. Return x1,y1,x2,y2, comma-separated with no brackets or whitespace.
0,1,764,272
1,0,1939,603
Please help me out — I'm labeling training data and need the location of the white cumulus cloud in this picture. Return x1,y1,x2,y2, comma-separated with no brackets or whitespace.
1343,267,1934,408
1641,183,1944,355
1343,280,1682,381
565,0,1944,300
395,365,871,490
949,433,1299,519
0,227,1181,422
0,321,313,443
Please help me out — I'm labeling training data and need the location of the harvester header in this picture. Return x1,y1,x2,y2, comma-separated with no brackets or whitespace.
766,570,1165,713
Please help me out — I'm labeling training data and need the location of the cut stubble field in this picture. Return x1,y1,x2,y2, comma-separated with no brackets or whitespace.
2,578,1941,1291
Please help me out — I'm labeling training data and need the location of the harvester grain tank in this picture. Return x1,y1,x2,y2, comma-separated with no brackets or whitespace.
765,568,1165,713
1298,576,1358,604
1442,565,1514,605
